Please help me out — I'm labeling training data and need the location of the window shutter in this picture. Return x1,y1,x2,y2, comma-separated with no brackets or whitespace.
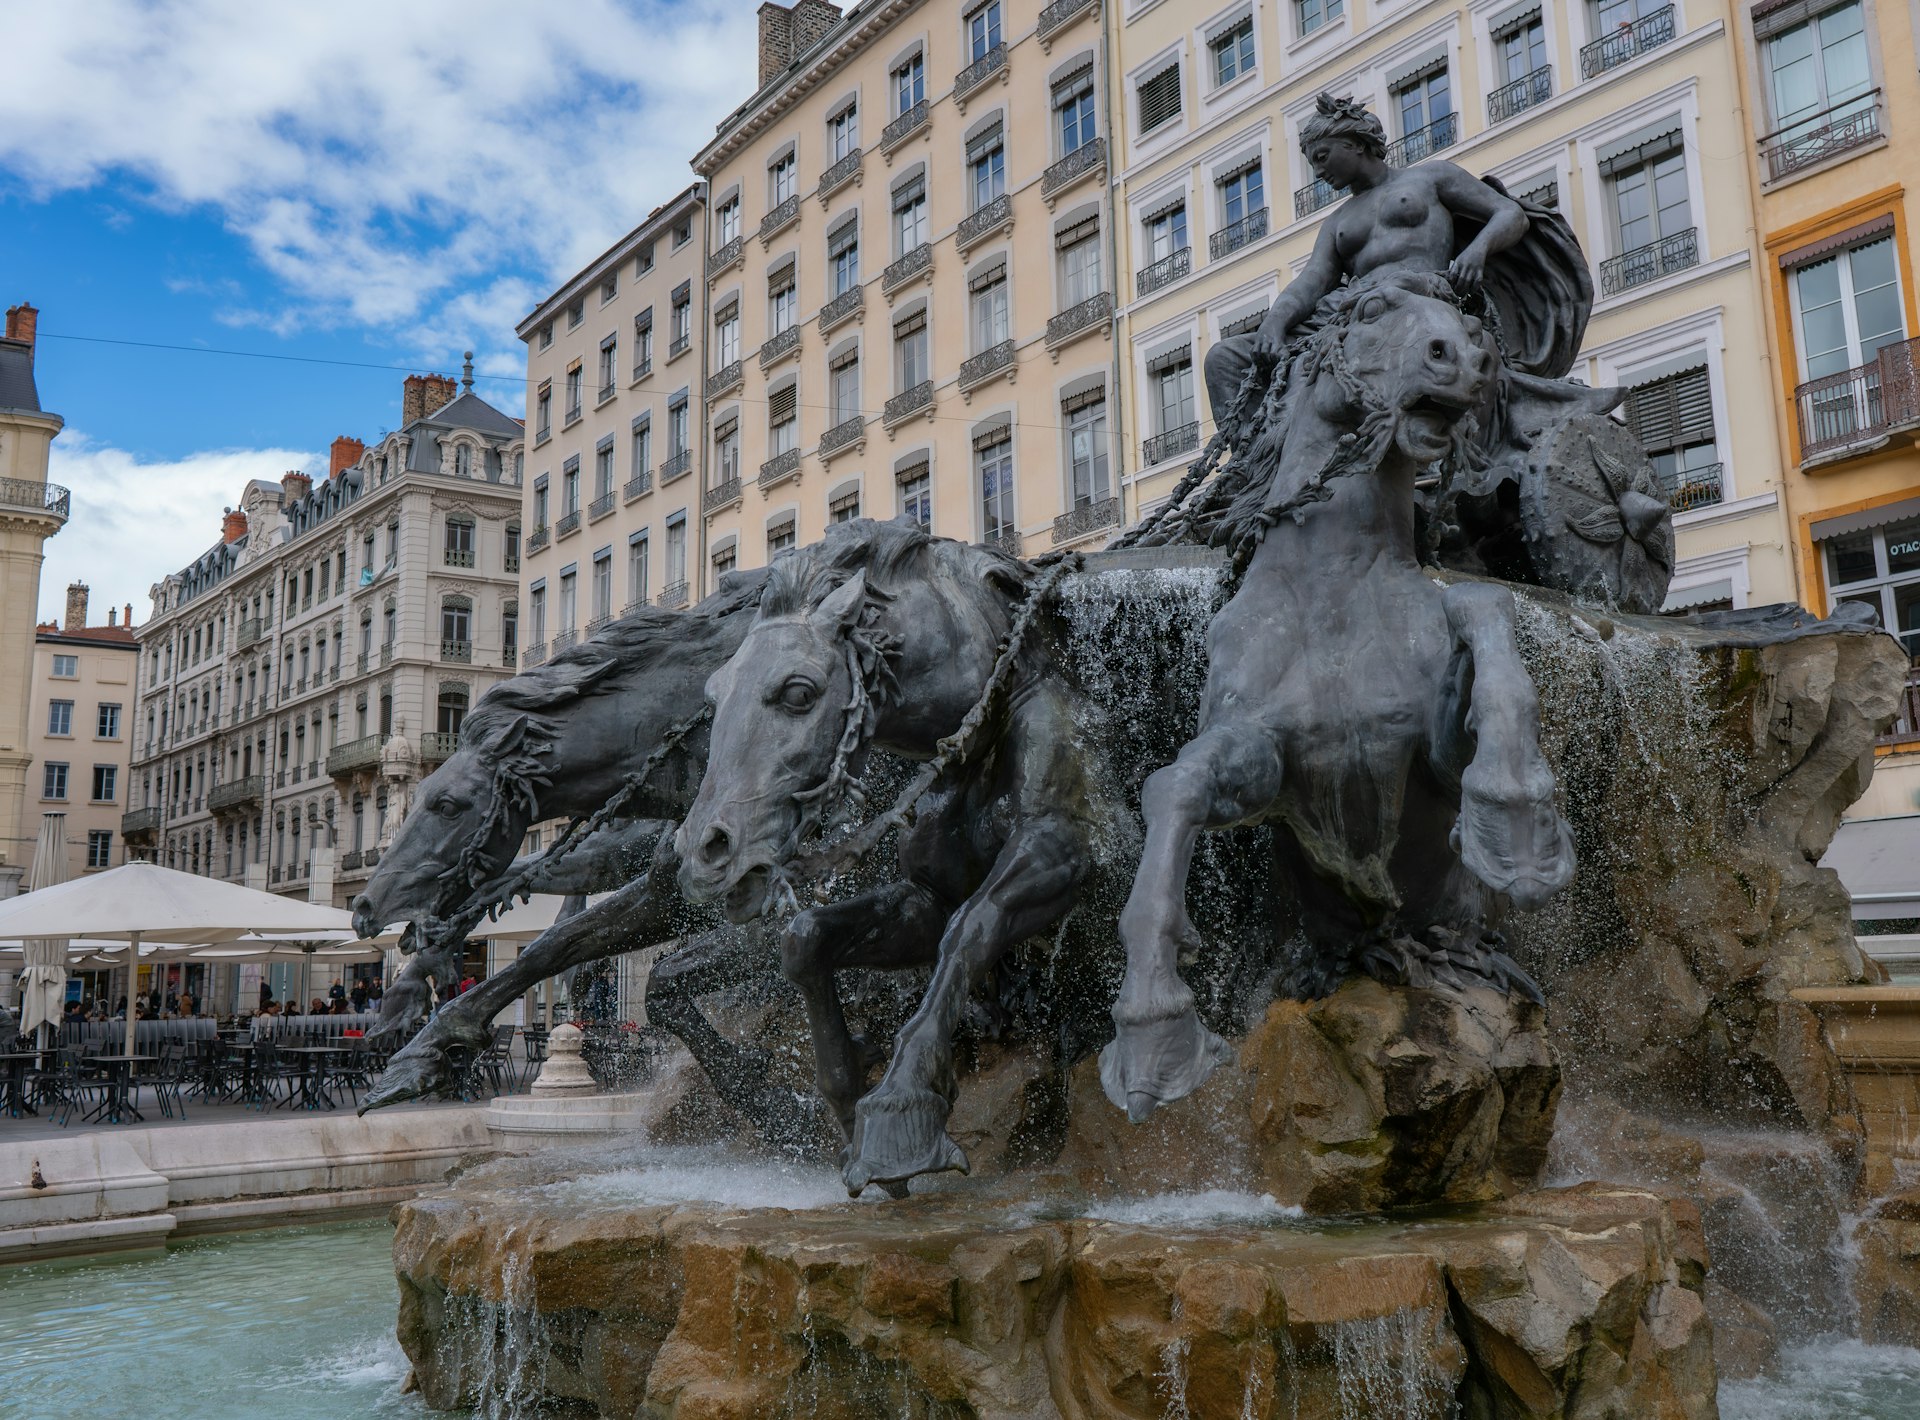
967,122,1004,163
1056,216,1100,248
1137,64,1183,133
896,456,931,483
1146,343,1191,375
768,385,798,423
1627,366,1711,452
828,218,858,257
969,258,1008,293
1216,154,1261,184
1061,382,1106,414
973,419,1014,451
1052,62,1094,104
768,516,796,541
894,308,928,338
1143,192,1186,223
1597,124,1683,178
893,174,926,209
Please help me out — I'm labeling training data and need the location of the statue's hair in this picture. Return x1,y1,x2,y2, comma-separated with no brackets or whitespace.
1299,93,1387,159
758,515,1024,619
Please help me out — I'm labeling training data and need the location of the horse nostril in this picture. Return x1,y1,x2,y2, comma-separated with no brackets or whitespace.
697,823,733,868
1428,338,1451,364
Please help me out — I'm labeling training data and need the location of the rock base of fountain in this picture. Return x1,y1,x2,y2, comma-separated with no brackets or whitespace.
393,1174,1715,1419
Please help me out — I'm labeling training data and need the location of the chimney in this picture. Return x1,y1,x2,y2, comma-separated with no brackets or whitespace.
124,603,133,629
108,607,117,627
757,1,796,86
5,301,37,354
65,582,89,633
329,435,365,479
222,506,249,544
280,470,312,504
402,373,459,427
791,0,841,55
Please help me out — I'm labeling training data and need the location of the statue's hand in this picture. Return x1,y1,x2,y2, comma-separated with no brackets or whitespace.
1251,327,1284,362
1447,247,1486,292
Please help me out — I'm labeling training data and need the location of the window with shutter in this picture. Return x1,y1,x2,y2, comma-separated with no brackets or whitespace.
1137,64,1183,134
1627,365,1720,506
768,384,798,423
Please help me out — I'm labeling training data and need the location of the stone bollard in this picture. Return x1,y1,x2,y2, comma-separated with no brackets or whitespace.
530,1022,597,1097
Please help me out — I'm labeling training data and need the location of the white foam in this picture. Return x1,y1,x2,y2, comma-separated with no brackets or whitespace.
1719,1340,1920,1419
1077,1190,1304,1228
538,1149,853,1213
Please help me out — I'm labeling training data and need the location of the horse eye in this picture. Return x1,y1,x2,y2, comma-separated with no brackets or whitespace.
434,799,461,817
1358,297,1387,322
779,680,818,712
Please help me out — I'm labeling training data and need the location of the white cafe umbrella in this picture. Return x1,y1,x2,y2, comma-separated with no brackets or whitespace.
20,813,69,1043
0,862,352,1056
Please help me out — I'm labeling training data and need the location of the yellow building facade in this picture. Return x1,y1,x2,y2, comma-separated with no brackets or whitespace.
27,588,138,881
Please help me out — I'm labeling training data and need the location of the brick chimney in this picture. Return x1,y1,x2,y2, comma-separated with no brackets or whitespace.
281,470,312,504
401,373,458,426
65,582,89,633
5,301,37,355
124,603,133,629
329,435,365,479
757,1,795,86
792,0,841,55
222,506,249,543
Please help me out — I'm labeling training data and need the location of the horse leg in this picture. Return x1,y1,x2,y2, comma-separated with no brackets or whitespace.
1433,583,1574,913
1102,723,1284,1122
779,880,949,1141
843,820,1085,1195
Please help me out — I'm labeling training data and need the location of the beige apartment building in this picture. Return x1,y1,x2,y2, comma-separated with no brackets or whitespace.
685,0,1121,589
26,585,138,882
0,303,69,899
515,184,708,664
1106,0,1799,612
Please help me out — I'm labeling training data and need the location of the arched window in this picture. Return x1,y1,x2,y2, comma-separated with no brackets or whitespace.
454,442,473,478
440,595,472,655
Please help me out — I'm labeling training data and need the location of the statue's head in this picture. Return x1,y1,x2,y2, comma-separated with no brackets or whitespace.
1299,93,1386,187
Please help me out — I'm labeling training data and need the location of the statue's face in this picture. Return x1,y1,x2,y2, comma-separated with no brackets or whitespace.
1305,135,1367,189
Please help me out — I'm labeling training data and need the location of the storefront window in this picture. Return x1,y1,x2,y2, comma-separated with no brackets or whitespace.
1825,514,1920,658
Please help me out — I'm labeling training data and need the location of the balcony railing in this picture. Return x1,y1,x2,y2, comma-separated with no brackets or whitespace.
502,646,517,668
1580,5,1676,79
758,449,802,489
704,476,743,511
528,525,551,552
209,776,264,813
759,325,802,369
1761,94,1882,181
444,546,474,567
1880,666,1920,746
1136,246,1191,298
659,449,692,483
1209,208,1268,260
957,193,1013,252
379,642,394,665
881,99,929,152
589,491,615,521
884,381,935,427
633,355,652,381
0,476,70,523
707,235,744,276
441,639,472,663
983,527,1023,558
819,148,863,203
669,333,691,360
553,629,577,652
959,339,1016,391
1053,495,1121,545
1038,0,1097,42
565,398,583,425
524,639,548,666
1384,112,1458,167
706,361,743,399
555,509,581,538
819,286,864,333
954,43,1007,102
1143,422,1201,467
819,414,866,458
760,194,800,243
586,613,612,635
597,381,615,404
1294,177,1341,220
658,580,690,609
1659,462,1723,512
1597,226,1698,296
1795,334,1920,462
327,735,383,777
883,242,933,293
1046,290,1112,347
122,807,162,835
421,732,460,763
1488,65,1553,124
1042,137,1106,200
625,468,653,502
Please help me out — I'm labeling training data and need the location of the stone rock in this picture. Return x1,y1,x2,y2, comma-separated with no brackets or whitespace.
1704,1279,1777,1381
1852,1186,1920,1347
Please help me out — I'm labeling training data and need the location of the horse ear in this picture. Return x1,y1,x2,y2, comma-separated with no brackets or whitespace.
497,715,530,754
813,571,869,630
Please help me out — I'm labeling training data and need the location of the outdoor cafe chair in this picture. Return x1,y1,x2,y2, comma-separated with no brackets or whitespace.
150,1040,190,1120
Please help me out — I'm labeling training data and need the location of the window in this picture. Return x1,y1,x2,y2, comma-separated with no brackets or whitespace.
1066,390,1110,506
529,586,547,644
438,686,469,738
636,241,655,275
895,308,930,389
596,442,616,499
503,604,518,656
47,699,73,735
968,122,1005,210
445,516,474,566
1823,514,1920,658
1136,63,1183,134
971,263,1009,350
632,420,653,479
671,292,692,352
598,336,618,397
567,297,584,330
1219,161,1264,227
506,522,521,571
717,419,742,482
1496,12,1548,83
562,459,581,515
1393,65,1451,138
97,702,120,738
1762,1,1873,166
601,271,618,303
769,384,800,455
830,101,859,159
717,194,741,245
539,323,554,351
1626,365,1718,507
51,654,77,678
43,762,67,800
592,552,612,623
92,764,118,802
893,175,928,255
1793,236,1904,380
665,516,688,588
899,464,933,526
978,431,1016,541
1606,132,1690,254
1145,202,1189,263
635,314,654,374
893,52,925,114
713,544,738,577
716,303,741,365
668,395,690,456
829,219,860,296
87,830,112,870
1054,64,1097,155
1210,17,1255,86
565,365,583,420
770,151,797,205
536,384,552,440
770,269,798,335
830,350,862,423
768,517,798,556
1058,217,1103,305
558,571,577,632
829,488,861,523
1153,347,1197,441
1295,0,1343,35
533,477,550,531
628,534,650,606
673,218,693,247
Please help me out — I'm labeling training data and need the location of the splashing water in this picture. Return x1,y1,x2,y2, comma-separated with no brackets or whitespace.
527,1144,851,1213
1077,1190,1306,1229
1721,1342,1920,1419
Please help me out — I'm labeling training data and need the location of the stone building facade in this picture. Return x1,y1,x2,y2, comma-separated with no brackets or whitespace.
26,586,138,882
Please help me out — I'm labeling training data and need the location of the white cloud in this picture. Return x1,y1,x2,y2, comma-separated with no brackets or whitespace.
40,432,321,627
0,0,755,367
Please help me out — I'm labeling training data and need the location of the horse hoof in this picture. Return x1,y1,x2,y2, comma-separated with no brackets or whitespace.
844,1085,969,1193
1099,1008,1234,1120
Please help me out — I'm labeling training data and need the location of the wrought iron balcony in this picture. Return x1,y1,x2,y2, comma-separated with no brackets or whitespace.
959,339,1016,391
1038,0,1097,43
1209,208,1268,260
1795,334,1920,462
1143,422,1201,467
1137,247,1191,299
554,629,578,651
819,414,866,459
1052,495,1121,545
704,476,743,511
119,805,160,835
883,242,933,293
502,647,517,668
506,553,520,573
237,617,264,649
954,43,1007,103
441,639,472,663
1046,290,1112,348
819,286,864,333
589,491,615,521
625,468,653,502
1597,226,1698,296
881,100,929,153
528,525,550,552
327,735,383,777
957,193,1012,253
421,732,459,763
658,581,690,609
1384,112,1457,168
1658,462,1723,512
633,355,652,381
759,325,802,369
555,509,581,538
587,613,612,635
1488,65,1552,124
1294,177,1341,220
1761,94,1882,181
884,381,935,428
983,527,1023,558
564,398,583,426
0,476,69,523
758,449,802,489
819,148,863,203
659,449,692,483
209,776,264,813
379,642,394,665
1580,5,1676,79
444,546,474,567
524,640,547,666
669,333,691,360
706,361,743,399
707,235,745,276
1042,138,1105,200
597,381,615,405
759,194,800,243
341,849,364,873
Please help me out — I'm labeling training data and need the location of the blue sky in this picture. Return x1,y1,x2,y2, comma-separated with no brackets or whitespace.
0,0,754,624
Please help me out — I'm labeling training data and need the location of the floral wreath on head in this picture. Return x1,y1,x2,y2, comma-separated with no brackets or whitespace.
1298,93,1387,159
